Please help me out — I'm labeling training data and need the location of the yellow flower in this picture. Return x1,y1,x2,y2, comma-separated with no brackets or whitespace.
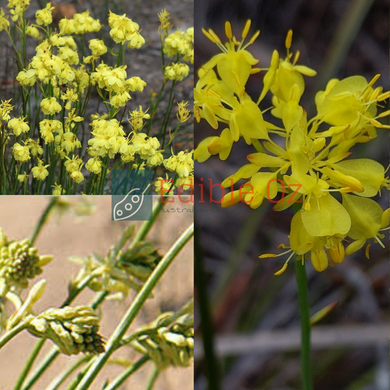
26,25,39,37
70,170,84,183
89,39,107,56
12,142,30,162
40,97,62,116
8,117,30,136
26,138,43,157
108,11,144,47
164,63,189,81
31,159,50,181
35,2,54,26
154,175,174,195
0,8,10,31
52,182,65,195
177,101,191,123
85,157,102,174
17,173,29,183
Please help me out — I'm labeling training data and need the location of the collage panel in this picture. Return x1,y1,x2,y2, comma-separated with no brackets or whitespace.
0,196,193,389
0,0,193,195
194,1,389,390
0,0,194,389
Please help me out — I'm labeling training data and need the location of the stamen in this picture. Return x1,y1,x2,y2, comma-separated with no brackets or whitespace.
225,21,232,39
242,20,251,39
367,74,381,89
285,30,293,50
248,30,260,45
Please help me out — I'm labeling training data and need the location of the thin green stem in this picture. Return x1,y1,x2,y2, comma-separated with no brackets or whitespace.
145,367,159,390
0,321,28,349
129,198,167,249
194,229,220,390
74,223,194,390
21,348,59,390
103,356,149,390
295,258,313,390
14,340,45,390
44,356,90,390
30,197,59,245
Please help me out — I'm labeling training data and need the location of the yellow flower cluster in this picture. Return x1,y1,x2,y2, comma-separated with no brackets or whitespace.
0,4,193,196
17,40,76,86
8,117,29,136
59,10,101,35
91,64,146,108
164,28,194,63
108,11,145,48
7,0,30,22
35,2,54,26
165,63,190,81
196,21,390,273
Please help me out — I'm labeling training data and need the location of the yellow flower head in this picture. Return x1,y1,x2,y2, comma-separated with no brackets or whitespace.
35,2,54,26
8,117,29,136
31,159,50,181
40,97,62,116
12,142,30,162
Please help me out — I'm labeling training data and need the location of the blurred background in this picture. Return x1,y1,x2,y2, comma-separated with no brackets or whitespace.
0,197,193,390
194,1,389,390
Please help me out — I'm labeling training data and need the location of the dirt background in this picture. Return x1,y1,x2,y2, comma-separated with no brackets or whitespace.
0,196,193,390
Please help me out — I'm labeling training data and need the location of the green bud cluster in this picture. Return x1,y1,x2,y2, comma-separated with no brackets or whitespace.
131,312,193,370
0,236,52,294
119,241,162,282
28,306,105,355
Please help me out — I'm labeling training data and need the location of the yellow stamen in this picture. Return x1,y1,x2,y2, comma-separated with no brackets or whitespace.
378,110,390,118
208,29,222,44
364,243,371,259
367,74,381,89
369,118,383,127
293,50,300,64
202,28,217,43
285,29,293,50
377,91,390,101
242,20,251,39
225,21,232,39
369,87,381,101
259,253,277,258
274,261,288,275
248,30,260,45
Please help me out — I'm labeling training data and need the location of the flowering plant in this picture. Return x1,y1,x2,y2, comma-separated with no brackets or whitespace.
195,20,389,389
0,2,194,194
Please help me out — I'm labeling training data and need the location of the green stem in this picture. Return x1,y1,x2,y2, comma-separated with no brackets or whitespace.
103,356,149,390
20,275,99,390
74,223,194,390
21,347,59,390
194,229,220,390
0,321,28,349
30,197,59,245
295,258,313,390
130,199,166,249
14,340,45,390
145,367,159,390
44,356,90,390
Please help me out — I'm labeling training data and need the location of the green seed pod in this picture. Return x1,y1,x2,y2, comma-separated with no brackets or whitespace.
28,306,105,356
0,238,53,294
